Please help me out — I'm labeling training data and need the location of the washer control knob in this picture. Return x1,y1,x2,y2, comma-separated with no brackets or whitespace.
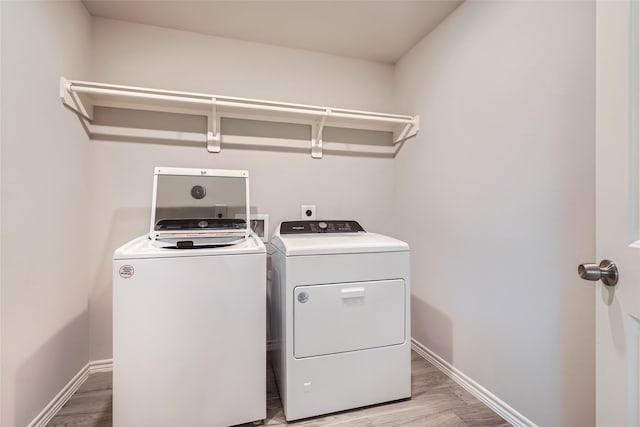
318,221,328,230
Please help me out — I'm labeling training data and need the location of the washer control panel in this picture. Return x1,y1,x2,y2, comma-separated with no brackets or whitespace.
280,220,365,234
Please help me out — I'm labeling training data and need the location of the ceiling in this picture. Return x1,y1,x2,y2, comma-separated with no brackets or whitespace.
81,0,463,64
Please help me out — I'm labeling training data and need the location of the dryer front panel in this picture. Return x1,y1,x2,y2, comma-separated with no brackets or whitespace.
293,279,405,358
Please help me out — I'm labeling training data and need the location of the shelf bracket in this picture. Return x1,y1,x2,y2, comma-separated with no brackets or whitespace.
393,116,420,145
312,110,329,159
60,77,93,121
207,97,221,153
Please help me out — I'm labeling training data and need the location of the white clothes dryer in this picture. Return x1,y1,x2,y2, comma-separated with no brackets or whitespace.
269,220,411,421
113,234,266,427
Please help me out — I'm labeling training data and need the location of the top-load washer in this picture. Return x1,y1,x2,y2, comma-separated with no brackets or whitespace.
269,220,411,421
113,167,266,427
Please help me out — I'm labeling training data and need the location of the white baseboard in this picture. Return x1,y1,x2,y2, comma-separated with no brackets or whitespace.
28,359,113,427
411,338,536,427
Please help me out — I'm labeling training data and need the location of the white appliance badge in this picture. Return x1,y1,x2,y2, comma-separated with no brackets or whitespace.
119,265,135,279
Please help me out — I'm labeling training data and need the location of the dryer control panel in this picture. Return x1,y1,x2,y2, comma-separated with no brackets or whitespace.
280,220,365,234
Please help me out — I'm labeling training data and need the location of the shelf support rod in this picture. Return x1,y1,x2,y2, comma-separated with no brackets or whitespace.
207,97,221,153
395,123,412,144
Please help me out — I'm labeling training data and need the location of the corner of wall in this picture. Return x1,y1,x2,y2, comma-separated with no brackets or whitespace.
1,1,93,425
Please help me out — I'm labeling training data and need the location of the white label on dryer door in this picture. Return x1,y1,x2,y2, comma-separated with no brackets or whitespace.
293,279,405,358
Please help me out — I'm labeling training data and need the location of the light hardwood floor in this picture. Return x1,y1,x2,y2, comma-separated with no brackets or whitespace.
47,351,510,427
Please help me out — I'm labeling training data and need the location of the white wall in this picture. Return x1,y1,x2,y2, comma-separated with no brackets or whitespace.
88,18,397,360
394,1,595,426
0,1,91,426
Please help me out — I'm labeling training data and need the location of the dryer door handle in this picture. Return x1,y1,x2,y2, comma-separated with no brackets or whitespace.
340,287,366,298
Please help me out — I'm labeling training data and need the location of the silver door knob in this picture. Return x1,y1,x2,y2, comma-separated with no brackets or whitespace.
578,260,618,286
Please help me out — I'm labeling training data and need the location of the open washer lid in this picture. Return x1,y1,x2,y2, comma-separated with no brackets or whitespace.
149,167,250,247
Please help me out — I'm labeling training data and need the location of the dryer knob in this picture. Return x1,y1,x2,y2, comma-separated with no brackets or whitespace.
318,221,328,230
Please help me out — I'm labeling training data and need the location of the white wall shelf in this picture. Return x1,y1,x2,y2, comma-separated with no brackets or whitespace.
60,77,419,158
